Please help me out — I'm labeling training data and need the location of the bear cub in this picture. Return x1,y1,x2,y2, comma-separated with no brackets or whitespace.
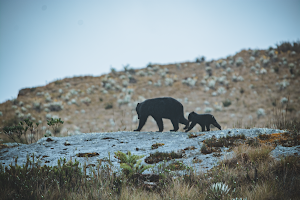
185,111,221,132
134,97,189,132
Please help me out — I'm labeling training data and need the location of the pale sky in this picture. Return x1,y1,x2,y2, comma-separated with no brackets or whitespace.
0,0,299,103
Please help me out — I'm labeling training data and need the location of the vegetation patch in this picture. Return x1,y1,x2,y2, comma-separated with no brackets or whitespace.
200,144,221,154
104,102,113,109
0,156,83,200
222,99,232,107
192,157,202,163
187,133,204,138
102,137,115,140
46,137,54,142
114,151,153,178
203,134,246,148
200,134,247,154
76,152,99,157
144,150,184,164
0,144,10,149
151,143,164,149
2,118,41,144
165,161,189,171
257,132,300,147
276,41,300,53
184,146,197,151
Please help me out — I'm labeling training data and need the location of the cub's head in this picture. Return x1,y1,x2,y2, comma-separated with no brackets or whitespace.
188,111,197,122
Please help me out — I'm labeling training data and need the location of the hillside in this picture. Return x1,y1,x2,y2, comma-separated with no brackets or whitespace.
0,44,300,140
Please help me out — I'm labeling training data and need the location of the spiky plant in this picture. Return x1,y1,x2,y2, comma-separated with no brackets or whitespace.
207,182,230,199
114,151,153,177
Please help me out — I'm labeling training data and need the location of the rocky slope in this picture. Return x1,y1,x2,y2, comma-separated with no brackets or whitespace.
0,47,299,141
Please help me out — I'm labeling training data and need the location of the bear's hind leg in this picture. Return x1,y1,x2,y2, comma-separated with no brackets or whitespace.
170,118,179,132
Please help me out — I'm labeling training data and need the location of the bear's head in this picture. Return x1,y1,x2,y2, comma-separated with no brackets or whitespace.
136,103,141,119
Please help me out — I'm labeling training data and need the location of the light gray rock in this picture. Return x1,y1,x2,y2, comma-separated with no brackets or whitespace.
1,128,295,176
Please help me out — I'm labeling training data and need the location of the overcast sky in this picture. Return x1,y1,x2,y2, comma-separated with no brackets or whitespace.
0,0,299,103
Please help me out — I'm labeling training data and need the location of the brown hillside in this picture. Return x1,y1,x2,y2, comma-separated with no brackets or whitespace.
0,47,299,140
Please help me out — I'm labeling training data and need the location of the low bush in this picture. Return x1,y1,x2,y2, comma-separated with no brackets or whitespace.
2,118,40,144
47,117,64,135
276,41,300,53
222,99,232,107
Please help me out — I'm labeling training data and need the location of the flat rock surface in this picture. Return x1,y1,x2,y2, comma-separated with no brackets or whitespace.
1,128,299,175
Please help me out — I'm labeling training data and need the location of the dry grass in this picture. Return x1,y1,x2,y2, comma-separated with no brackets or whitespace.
233,143,274,163
1,138,299,200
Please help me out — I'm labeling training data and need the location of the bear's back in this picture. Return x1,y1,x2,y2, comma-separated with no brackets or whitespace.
141,97,183,117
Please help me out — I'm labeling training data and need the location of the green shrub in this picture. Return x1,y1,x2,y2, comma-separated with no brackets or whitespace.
2,118,39,144
222,99,232,107
105,102,113,109
195,56,205,63
47,118,64,135
276,41,300,53
114,151,153,177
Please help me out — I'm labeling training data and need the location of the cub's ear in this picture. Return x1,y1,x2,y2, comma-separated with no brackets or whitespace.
137,103,140,106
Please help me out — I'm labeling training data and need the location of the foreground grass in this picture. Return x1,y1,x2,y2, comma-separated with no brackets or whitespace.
0,141,299,200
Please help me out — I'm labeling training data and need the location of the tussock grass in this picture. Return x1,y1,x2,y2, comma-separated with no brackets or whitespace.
234,143,274,163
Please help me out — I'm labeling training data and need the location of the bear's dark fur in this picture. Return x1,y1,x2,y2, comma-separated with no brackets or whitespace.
134,97,189,132
185,111,221,132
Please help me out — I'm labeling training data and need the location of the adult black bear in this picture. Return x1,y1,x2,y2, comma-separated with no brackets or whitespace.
185,111,221,132
134,97,189,132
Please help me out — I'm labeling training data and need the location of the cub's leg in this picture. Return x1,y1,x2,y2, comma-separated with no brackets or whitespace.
200,125,206,132
205,124,210,131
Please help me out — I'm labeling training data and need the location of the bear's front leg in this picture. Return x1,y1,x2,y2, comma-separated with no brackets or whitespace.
185,121,196,132
180,116,189,130
134,117,147,131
